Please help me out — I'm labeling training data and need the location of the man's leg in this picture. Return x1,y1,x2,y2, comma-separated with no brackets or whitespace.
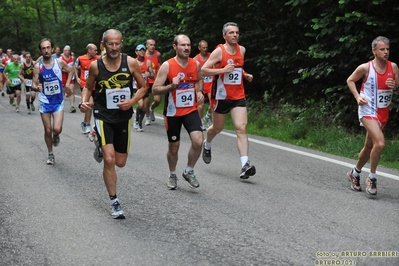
15,89,22,109
356,119,384,172
149,94,161,121
0,74,3,95
40,113,53,154
167,141,180,173
69,84,75,112
231,106,256,178
52,110,64,137
231,106,249,157
143,96,151,125
102,144,128,196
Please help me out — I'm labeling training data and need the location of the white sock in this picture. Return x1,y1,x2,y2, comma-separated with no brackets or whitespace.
185,166,193,173
204,140,211,150
369,172,377,179
170,171,176,176
240,156,249,167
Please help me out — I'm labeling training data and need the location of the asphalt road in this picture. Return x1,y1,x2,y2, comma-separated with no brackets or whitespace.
0,89,398,266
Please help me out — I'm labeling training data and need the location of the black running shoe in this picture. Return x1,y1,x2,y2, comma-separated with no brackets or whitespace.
240,161,256,179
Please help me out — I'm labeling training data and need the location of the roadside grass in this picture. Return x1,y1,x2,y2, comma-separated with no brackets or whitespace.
219,101,399,171
152,95,399,171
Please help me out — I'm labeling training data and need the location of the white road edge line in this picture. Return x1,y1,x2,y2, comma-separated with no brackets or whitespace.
220,132,399,181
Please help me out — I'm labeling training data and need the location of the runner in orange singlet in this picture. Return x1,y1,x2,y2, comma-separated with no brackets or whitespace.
61,45,76,113
201,22,256,180
153,34,204,190
75,43,99,134
193,40,213,130
144,39,163,125
133,44,154,132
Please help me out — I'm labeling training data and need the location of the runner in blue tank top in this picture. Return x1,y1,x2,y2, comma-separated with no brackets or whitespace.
32,38,74,165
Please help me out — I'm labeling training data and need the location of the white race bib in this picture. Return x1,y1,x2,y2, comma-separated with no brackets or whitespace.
25,79,32,87
176,86,194,108
43,80,61,95
223,68,242,85
377,89,393,108
12,78,21,85
84,70,89,79
106,88,131,109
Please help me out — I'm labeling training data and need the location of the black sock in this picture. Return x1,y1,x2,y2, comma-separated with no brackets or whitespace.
109,195,117,200
139,109,145,126
26,100,30,108
135,108,141,122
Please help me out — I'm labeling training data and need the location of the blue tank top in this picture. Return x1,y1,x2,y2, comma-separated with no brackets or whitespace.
38,58,64,105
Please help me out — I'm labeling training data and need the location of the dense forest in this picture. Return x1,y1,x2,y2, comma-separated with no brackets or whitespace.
2,0,399,132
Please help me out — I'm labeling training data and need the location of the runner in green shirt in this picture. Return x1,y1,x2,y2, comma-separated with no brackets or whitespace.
4,54,22,112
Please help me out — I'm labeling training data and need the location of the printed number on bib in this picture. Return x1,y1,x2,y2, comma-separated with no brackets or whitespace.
43,80,61,95
84,70,89,79
106,88,131,109
378,89,392,108
223,68,242,85
176,87,194,108
12,78,21,85
25,79,32,87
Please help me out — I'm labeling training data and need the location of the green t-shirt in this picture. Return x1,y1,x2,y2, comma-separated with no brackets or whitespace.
5,63,21,87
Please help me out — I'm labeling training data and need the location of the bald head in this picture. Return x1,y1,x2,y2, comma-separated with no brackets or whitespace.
102,29,122,43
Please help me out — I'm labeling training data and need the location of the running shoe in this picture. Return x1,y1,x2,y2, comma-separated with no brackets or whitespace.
110,200,125,219
70,106,76,113
182,170,199,188
12,99,16,106
347,171,361,191
88,128,97,142
150,109,155,121
136,125,143,132
15,106,19,113
80,122,86,134
133,121,139,129
366,177,377,196
202,142,211,164
93,140,103,163
167,174,178,190
145,117,151,126
239,160,256,179
53,134,60,147
31,102,35,111
1,91,4,97
27,108,31,114
84,124,91,134
201,124,207,131
46,154,55,165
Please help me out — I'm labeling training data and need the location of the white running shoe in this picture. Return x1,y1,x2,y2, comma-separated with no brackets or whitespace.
84,124,91,134
110,199,125,219
80,122,86,134
145,117,151,126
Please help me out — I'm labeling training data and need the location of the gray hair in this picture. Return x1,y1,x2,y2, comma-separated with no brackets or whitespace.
372,36,390,49
222,22,238,35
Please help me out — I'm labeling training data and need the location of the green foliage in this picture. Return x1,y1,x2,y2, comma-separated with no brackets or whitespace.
2,0,399,137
